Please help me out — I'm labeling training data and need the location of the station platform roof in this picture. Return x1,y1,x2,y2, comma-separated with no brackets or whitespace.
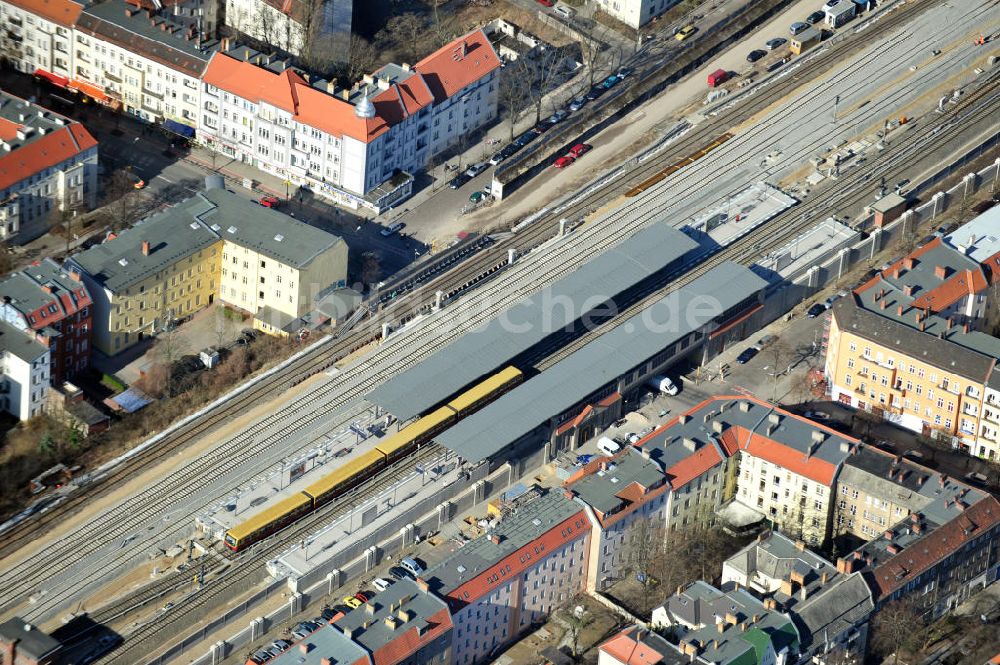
366,223,698,421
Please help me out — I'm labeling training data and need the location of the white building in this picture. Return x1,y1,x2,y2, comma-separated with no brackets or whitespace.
0,0,79,80
74,1,220,133
223,0,351,60
591,0,680,29
199,29,500,211
0,319,51,420
0,91,98,241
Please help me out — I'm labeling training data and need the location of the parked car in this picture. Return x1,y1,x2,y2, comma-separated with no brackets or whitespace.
380,222,405,237
568,97,587,112
675,25,697,41
464,162,489,178
964,472,989,486
536,0,554,5
514,130,539,146
342,596,363,609
746,49,767,63
568,143,591,158
448,173,471,189
736,347,759,364
616,67,632,79
320,607,337,621
766,37,788,50
270,640,291,653
822,0,840,10
488,150,509,166
806,302,827,318
372,577,392,592
546,109,570,124
553,155,575,168
250,650,272,664
554,4,574,18
757,334,778,348
389,566,410,580
400,557,425,577
469,190,488,204
599,75,620,89
789,21,810,35
903,449,925,461
258,195,280,208
585,87,606,101
803,410,831,421
806,10,826,23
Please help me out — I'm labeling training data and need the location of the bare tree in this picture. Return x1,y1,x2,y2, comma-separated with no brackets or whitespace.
562,605,593,658
103,169,142,233
360,252,382,288
345,35,377,82
871,598,925,665
497,70,530,143
522,46,567,125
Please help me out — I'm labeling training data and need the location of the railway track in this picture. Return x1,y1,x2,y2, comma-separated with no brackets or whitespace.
0,0,980,632
0,0,936,562
101,445,445,665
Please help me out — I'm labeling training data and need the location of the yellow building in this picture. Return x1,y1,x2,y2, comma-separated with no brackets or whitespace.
70,187,348,355
824,237,1000,460
70,201,221,355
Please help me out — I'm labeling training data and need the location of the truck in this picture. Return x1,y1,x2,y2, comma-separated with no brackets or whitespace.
648,375,679,395
707,69,730,87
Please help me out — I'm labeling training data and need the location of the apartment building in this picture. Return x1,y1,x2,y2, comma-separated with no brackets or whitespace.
223,0,351,60
651,581,800,665
69,186,346,354
425,489,591,665
591,0,680,29
0,319,51,419
825,209,1000,460
73,0,219,132
722,532,874,661
836,492,1000,618
0,0,80,80
0,91,98,240
0,257,93,382
208,189,348,330
599,626,685,665
565,447,670,590
199,29,500,210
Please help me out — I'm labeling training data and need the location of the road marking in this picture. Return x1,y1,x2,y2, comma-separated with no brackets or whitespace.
155,175,175,183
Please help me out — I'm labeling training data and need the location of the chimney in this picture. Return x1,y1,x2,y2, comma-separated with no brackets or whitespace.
340,625,354,638
799,586,808,602
402,62,411,71
717,622,725,634
919,321,925,332
68,270,81,282
712,420,725,434
766,423,778,436
678,414,691,424
321,659,332,665
947,317,954,329
461,40,468,57
415,577,429,593
764,598,778,610
489,533,500,545
913,521,923,534
326,81,337,94
298,643,310,654
880,299,887,310
640,447,651,460
41,284,53,294
963,322,970,333
795,539,807,551
897,305,903,315
892,267,900,279
142,240,150,256
904,284,914,297
884,530,893,540
905,257,915,270
934,265,948,279
811,430,825,444
682,438,697,452
820,571,830,584
725,612,738,626
768,413,781,425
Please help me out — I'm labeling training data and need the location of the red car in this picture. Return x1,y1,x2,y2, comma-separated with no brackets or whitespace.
553,155,575,168
536,0,554,5
569,143,592,158
354,592,369,603
259,195,280,208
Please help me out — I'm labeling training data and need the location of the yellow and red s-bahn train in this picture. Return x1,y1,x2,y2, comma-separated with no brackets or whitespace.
224,366,523,551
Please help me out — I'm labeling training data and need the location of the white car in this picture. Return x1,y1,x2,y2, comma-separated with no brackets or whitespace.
372,577,392,592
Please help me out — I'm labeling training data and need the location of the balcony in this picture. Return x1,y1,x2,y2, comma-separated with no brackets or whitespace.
8,16,22,26
143,88,163,101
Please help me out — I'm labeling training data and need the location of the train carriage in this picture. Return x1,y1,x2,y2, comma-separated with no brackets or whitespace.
376,405,456,463
303,450,387,507
447,366,524,415
224,492,312,552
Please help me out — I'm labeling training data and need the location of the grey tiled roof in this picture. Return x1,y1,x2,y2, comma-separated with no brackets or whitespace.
791,572,873,650
0,90,78,153
0,320,47,363
0,619,60,661
336,578,448,653
567,446,666,516
268,623,368,665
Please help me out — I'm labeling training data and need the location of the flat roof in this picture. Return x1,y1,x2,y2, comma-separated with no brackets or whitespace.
568,446,665,516
367,223,698,420
0,319,48,363
944,205,1000,263
435,262,767,463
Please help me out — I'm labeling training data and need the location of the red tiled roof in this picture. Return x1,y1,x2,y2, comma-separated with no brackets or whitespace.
414,29,501,102
0,123,97,191
446,511,589,606
739,428,838,485
909,268,987,313
981,250,1000,285
5,0,82,26
203,53,304,114
989,651,1000,665
664,442,724,489
600,628,666,665
0,118,21,142
370,607,452,665
870,496,1000,599
856,237,944,296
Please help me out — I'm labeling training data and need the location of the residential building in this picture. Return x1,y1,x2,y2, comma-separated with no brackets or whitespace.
598,626,686,665
68,198,221,355
46,381,109,435
334,578,452,665
211,194,347,330
590,0,680,29
824,231,1000,459
265,623,369,665
565,446,670,590
0,257,93,382
199,28,500,210
0,0,80,80
722,532,874,662
0,319,50,419
0,618,61,665
651,581,800,665
69,186,347,354
836,493,1000,618
0,90,98,240
424,489,591,665
223,0,351,60
73,0,220,133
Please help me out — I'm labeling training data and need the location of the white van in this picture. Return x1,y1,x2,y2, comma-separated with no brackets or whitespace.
648,375,679,395
555,5,575,18
597,437,621,456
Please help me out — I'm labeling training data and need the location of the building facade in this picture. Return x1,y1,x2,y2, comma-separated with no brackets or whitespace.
223,0,351,60
0,619,61,665
0,91,98,240
0,0,80,79
591,0,680,29
199,29,500,208
0,257,93,383
0,320,51,419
